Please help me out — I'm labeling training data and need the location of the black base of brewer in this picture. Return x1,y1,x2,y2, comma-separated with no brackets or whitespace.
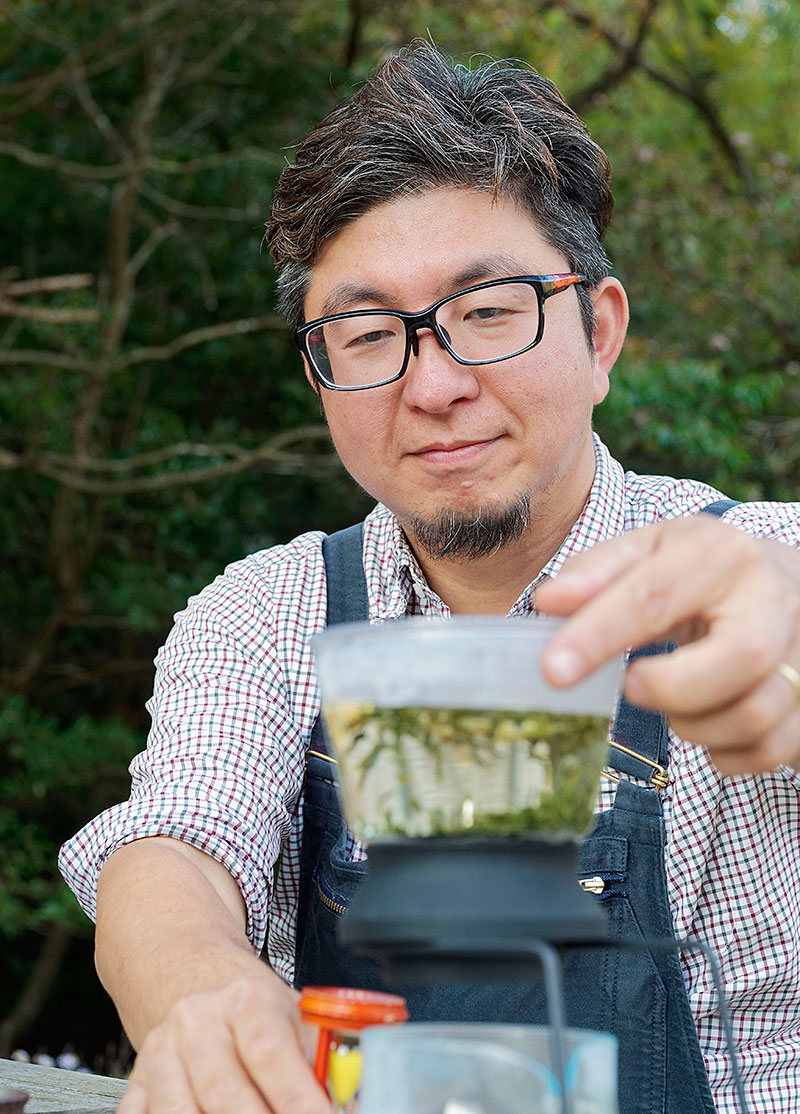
338,836,609,985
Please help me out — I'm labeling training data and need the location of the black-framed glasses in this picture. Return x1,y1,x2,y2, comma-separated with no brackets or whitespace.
295,273,588,392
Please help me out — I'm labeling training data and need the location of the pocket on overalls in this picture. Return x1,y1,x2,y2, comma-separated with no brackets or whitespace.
295,754,377,989
313,819,368,917
302,750,367,917
578,833,629,901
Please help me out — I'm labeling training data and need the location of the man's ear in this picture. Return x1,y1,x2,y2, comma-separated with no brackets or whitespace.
590,277,629,405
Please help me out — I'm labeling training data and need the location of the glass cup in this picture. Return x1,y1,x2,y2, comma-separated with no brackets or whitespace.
313,616,623,841
358,1023,618,1114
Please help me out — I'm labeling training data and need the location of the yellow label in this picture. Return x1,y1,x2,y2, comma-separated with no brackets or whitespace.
328,1045,362,1107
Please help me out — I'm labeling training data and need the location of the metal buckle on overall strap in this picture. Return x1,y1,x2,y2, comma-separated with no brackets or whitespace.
305,748,338,768
602,740,670,793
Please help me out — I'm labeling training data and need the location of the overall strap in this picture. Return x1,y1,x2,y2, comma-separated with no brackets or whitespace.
322,523,369,625
307,524,369,760
295,523,371,972
700,498,739,516
607,496,741,783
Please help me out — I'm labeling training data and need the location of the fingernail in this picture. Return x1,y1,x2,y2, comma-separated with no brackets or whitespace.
545,646,585,685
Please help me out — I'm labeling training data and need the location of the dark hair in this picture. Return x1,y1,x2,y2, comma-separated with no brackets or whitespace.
266,41,614,343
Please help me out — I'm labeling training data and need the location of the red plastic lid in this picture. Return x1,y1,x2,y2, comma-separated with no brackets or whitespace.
299,986,409,1029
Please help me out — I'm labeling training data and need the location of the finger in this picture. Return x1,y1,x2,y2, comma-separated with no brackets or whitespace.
117,1079,148,1114
129,1029,199,1114
623,614,794,717
665,627,800,761
173,999,273,1114
228,981,331,1114
665,662,800,751
536,529,655,616
539,520,775,685
692,701,800,775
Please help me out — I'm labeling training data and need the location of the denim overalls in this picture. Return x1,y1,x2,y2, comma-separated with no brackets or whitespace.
294,504,737,1114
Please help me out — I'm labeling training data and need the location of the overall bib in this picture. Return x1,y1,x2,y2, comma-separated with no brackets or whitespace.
294,503,737,1114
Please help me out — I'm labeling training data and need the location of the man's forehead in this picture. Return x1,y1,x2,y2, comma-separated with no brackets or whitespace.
316,250,532,318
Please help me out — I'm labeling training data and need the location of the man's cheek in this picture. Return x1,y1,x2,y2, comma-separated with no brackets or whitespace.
329,422,383,482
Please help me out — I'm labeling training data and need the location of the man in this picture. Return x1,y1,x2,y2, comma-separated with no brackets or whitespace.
60,42,800,1114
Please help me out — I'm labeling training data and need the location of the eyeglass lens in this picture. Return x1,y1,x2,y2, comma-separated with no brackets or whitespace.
307,281,541,388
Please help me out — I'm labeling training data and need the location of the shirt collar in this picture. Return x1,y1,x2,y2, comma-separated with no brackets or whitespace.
363,505,449,620
511,434,628,612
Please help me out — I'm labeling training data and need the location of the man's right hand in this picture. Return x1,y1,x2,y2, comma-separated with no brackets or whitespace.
94,837,331,1114
117,966,330,1114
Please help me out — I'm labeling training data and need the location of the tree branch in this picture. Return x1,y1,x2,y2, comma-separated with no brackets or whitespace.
0,41,142,124
147,147,281,174
0,139,125,180
185,242,218,310
0,140,281,180
570,0,660,109
4,601,73,693
0,350,94,371
344,0,366,68
555,0,749,181
2,1,74,53
69,59,129,159
41,440,255,473
139,180,261,222
114,313,283,368
174,16,257,89
40,658,157,693
87,28,187,440
0,297,99,323
1,273,94,296
0,427,337,494
644,67,749,181
0,924,73,1059
0,313,281,372
128,221,180,279
0,271,98,322
49,425,327,472
0,0,182,122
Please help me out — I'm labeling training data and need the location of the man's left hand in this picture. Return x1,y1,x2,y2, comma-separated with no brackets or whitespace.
537,515,800,775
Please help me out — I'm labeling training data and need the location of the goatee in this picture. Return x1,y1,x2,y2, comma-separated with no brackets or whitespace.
407,492,532,561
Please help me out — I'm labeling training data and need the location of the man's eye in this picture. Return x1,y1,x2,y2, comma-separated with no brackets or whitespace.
467,306,507,321
346,329,393,348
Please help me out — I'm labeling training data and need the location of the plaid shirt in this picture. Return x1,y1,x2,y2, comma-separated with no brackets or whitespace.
60,435,800,1113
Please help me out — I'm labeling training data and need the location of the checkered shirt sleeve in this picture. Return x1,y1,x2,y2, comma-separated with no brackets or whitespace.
59,530,330,954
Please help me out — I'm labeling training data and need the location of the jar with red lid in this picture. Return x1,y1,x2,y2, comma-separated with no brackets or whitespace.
299,986,408,1112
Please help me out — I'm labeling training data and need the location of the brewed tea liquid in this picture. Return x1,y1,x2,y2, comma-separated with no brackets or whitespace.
322,703,610,840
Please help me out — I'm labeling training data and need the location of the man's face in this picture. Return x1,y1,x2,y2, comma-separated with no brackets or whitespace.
303,187,616,556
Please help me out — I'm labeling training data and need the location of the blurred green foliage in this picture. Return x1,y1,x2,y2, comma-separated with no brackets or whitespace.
1,0,798,1063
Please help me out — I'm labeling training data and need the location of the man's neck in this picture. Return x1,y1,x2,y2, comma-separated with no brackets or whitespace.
405,505,581,615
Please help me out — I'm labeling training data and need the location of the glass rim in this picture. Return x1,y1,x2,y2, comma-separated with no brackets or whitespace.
312,615,625,718
313,614,570,647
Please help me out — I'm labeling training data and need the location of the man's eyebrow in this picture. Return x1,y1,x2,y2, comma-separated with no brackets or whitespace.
317,253,530,318
319,283,391,318
448,253,529,290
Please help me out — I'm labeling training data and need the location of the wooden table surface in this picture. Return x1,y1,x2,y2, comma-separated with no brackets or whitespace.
0,1059,127,1113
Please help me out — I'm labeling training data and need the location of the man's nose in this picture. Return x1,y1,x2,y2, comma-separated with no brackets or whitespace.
402,327,480,412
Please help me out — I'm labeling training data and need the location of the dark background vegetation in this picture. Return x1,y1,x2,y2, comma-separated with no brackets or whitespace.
1,0,798,1073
